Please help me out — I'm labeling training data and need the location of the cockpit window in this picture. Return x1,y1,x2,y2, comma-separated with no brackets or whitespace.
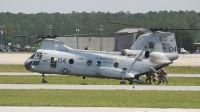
32,52,43,66
34,52,43,60
30,54,35,59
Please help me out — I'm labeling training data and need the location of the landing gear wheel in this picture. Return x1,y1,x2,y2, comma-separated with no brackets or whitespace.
42,79,47,83
42,73,47,83
129,81,133,84
120,81,126,84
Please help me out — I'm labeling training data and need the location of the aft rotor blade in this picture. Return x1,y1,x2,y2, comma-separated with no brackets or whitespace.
148,28,200,32
169,28,200,30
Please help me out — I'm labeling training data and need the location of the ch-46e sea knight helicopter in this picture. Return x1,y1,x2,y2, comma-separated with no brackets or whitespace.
24,27,199,84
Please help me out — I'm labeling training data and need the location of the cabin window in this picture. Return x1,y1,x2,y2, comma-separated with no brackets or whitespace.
123,67,127,71
50,57,57,68
145,51,150,58
149,42,154,49
69,59,74,64
87,60,92,66
96,61,101,66
114,62,119,68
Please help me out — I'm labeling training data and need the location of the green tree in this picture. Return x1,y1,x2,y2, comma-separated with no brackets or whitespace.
3,22,16,45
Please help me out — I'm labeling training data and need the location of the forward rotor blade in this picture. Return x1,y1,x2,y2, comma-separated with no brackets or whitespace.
107,21,133,26
34,39,42,44
13,35,27,37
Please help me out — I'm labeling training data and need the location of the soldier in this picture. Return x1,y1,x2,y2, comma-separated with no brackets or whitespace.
158,68,168,85
149,67,157,84
145,71,152,84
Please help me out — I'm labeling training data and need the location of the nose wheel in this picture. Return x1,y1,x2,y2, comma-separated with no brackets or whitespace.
42,73,47,83
120,81,126,84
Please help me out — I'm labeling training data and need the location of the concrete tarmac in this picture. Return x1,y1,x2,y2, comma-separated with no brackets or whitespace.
172,54,200,66
0,106,199,112
0,54,30,65
0,84,200,91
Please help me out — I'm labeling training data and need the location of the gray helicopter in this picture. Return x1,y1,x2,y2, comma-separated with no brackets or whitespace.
24,28,194,84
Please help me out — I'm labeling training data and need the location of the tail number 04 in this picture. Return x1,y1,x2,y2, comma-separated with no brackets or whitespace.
169,47,177,52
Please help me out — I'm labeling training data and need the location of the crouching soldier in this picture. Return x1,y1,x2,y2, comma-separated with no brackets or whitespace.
158,68,168,85
150,67,157,84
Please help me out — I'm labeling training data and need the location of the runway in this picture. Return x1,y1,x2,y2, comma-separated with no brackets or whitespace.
0,54,30,64
0,84,199,91
0,106,199,112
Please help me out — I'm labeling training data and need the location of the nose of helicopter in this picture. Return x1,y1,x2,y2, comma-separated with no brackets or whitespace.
24,59,32,70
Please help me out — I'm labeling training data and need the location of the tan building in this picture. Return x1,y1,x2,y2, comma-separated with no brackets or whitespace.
30,28,145,51
115,28,145,51
194,43,200,53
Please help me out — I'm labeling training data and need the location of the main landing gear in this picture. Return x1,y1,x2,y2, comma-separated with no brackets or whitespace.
42,73,47,83
120,80,134,84
120,81,126,84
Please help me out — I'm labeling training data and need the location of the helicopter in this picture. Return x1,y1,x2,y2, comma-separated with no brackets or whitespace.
24,27,199,84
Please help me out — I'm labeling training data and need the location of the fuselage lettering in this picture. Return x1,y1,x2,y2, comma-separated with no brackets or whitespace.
160,36,167,41
169,47,177,52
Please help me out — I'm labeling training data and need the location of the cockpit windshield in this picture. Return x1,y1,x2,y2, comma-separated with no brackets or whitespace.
29,53,35,59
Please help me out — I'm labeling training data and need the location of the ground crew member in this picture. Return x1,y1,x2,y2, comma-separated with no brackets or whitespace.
150,67,157,84
145,71,152,84
158,68,168,85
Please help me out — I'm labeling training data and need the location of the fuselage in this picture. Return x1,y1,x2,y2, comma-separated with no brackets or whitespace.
24,46,176,80
24,31,179,81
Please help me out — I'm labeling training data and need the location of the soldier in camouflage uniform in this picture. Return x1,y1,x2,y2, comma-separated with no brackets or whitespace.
145,71,152,84
150,67,157,84
158,68,168,85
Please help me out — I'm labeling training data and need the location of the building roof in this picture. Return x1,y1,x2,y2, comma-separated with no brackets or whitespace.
116,28,146,34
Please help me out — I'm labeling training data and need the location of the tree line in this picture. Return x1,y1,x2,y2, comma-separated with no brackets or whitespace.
0,10,200,51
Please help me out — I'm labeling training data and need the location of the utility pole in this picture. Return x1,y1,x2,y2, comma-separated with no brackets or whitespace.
0,26,5,48
47,25,53,35
25,20,28,47
76,24,80,49
99,25,104,51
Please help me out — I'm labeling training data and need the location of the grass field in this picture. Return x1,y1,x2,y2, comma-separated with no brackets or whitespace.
0,75,200,85
0,64,200,108
0,90,199,108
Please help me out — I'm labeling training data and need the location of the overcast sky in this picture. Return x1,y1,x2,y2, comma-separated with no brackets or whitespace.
0,0,199,14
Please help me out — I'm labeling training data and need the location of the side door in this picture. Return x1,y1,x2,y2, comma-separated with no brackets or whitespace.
50,57,57,68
